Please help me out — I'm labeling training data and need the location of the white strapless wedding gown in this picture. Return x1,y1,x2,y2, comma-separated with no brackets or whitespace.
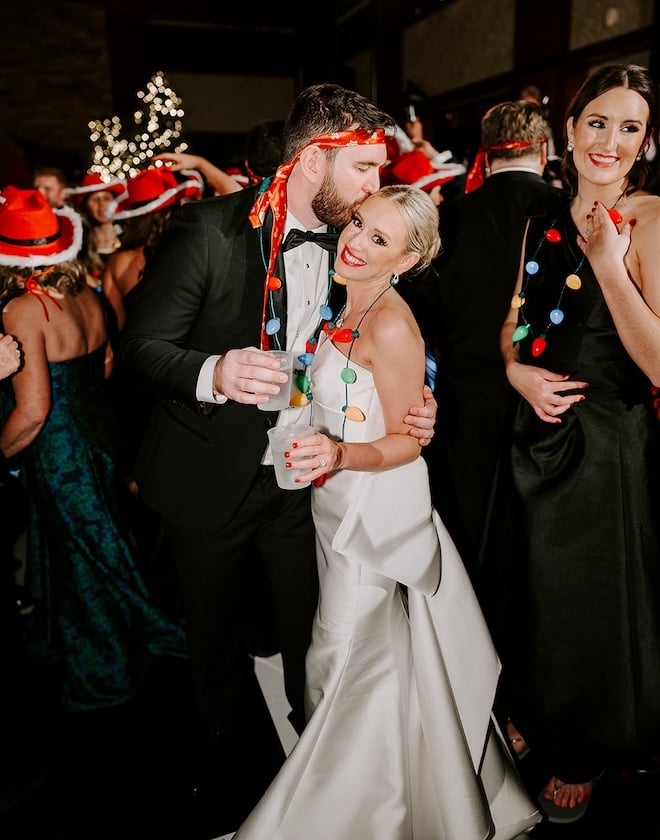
234,340,540,840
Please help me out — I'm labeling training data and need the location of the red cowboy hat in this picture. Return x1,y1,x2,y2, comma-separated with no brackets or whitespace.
66,173,127,206
0,186,82,267
382,149,465,193
106,167,203,220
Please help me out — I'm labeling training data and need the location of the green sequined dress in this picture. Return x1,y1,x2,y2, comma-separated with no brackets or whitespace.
0,345,187,712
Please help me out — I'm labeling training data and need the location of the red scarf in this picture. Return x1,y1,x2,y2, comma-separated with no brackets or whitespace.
249,128,386,349
464,138,546,193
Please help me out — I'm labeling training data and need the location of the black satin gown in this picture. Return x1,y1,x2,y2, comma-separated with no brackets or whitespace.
494,202,660,778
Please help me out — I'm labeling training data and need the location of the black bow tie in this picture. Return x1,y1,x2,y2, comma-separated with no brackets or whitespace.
282,228,338,253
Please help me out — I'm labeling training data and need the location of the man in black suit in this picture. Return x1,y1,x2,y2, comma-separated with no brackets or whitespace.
118,83,437,832
428,99,566,589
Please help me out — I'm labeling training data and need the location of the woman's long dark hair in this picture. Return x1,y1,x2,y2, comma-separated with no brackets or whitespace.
561,64,658,197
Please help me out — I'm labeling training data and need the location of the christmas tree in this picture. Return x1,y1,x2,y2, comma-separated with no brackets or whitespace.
88,71,188,180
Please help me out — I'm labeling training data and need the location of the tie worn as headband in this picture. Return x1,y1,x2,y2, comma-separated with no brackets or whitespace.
249,128,386,350
464,138,546,193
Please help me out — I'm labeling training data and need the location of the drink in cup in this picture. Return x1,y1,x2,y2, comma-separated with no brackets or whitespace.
257,350,294,412
267,423,316,490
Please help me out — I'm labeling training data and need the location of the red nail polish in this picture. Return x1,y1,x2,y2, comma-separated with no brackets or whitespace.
285,462,292,469
630,218,637,227
292,442,299,449
284,451,290,458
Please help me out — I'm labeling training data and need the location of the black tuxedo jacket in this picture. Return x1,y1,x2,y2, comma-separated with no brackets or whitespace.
428,170,566,572
118,186,341,532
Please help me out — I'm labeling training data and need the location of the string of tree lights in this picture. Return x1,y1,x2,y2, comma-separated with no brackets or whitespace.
87,71,188,181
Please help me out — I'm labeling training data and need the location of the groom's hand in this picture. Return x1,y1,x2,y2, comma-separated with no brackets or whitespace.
404,384,436,446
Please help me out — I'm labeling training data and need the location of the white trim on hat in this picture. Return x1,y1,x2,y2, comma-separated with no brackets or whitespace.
106,171,203,221
411,162,467,192
0,205,83,268
65,176,126,198
181,169,204,191
230,173,250,186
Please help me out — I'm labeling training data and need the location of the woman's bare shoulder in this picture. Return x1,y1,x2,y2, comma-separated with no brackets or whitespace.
2,290,54,328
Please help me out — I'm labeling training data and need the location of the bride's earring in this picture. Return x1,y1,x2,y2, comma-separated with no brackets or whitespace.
390,273,399,286
566,138,575,152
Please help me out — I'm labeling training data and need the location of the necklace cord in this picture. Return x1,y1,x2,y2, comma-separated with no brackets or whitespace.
315,281,394,440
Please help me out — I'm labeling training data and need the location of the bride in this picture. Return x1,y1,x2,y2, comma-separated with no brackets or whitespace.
234,185,540,839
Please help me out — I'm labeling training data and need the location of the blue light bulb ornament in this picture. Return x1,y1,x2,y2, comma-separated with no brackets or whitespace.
549,308,564,325
265,317,280,336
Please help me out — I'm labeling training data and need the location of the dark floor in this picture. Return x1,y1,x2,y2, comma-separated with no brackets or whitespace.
517,748,660,840
0,655,227,840
1,628,660,839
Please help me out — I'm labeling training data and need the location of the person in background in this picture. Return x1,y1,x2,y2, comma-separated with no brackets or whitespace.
0,186,188,717
0,330,43,814
381,145,466,208
378,143,465,393
494,64,660,824
243,118,285,183
382,117,466,207
102,166,203,331
118,83,437,836
66,172,126,286
428,100,564,593
101,166,204,575
233,184,540,840
0,332,20,379
33,166,68,209
521,83,563,187
154,118,285,195
153,151,242,195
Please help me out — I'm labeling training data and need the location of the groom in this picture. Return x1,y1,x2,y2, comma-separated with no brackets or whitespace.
118,82,437,832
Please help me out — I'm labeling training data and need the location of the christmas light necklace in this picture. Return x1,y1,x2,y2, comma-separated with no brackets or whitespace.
511,194,625,357
311,276,396,440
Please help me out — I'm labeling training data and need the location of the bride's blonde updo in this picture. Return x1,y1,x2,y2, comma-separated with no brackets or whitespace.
376,184,442,273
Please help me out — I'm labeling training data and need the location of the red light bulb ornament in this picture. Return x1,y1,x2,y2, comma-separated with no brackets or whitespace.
333,328,357,344
590,193,625,233
608,207,623,225
531,337,547,357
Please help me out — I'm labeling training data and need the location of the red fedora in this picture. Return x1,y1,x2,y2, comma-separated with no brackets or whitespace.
0,186,82,267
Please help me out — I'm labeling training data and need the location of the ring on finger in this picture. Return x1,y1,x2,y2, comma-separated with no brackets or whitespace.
15,348,20,358
318,457,327,468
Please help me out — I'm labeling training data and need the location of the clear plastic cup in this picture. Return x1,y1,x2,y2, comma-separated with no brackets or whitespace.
257,350,294,412
267,423,316,490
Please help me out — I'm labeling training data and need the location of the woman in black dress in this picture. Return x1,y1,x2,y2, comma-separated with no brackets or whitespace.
497,64,660,823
